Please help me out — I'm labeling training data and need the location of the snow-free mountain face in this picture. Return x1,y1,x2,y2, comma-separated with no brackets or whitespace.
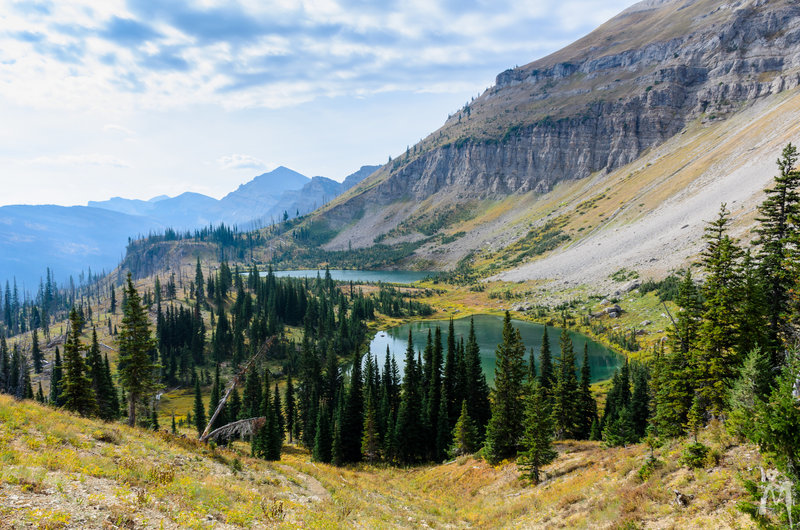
303,0,800,288
0,164,378,286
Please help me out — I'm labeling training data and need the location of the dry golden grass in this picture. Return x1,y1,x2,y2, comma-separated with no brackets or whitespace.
0,394,762,529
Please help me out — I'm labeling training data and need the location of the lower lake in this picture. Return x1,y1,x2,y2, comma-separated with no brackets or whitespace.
368,314,623,385
267,269,433,284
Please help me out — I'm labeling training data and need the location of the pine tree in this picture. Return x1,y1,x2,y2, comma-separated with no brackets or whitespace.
117,274,159,427
285,374,296,443
103,354,120,418
577,344,597,440
61,308,97,417
362,393,380,463
754,144,800,367
194,257,205,307
629,367,650,440
229,387,242,424
518,382,557,484
313,404,332,463
396,331,424,463
36,382,45,403
151,406,160,430
31,328,43,373
208,364,227,432
539,325,554,391
242,364,262,419
436,384,450,461
88,328,116,421
655,270,699,437
464,317,491,441
193,377,206,436
552,328,579,439
728,347,772,441
341,350,364,463
484,312,527,463
697,204,744,417
49,346,63,406
0,336,8,394
273,383,284,445
450,399,478,457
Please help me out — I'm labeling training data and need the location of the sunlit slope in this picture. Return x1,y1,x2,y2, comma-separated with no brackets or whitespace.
0,395,759,529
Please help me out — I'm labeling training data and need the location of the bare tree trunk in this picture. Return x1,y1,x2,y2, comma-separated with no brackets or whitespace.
128,394,136,427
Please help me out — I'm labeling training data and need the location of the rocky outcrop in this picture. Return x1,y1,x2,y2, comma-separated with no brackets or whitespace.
323,0,800,239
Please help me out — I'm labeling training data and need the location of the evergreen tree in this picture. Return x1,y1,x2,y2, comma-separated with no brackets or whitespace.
518,382,557,484
396,331,424,463
629,367,650,440
552,328,579,439
35,382,45,403
104,354,120,418
151,406,160,430
31,328,43,373
752,349,800,483
450,399,478,457
49,346,63,406
728,347,772,441
273,383,284,444
117,274,159,427
194,257,205,307
340,349,364,463
603,405,636,447
484,312,527,463
61,308,97,417
193,377,206,436
285,374,296,443
539,325,554,391
242,364,263,419
697,204,744,417
655,271,699,437
313,404,332,463
229,387,242,425
362,393,380,463
208,364,227,431
577,344,597,440
88,328,116,421
464,317,491,440
754,144,800,366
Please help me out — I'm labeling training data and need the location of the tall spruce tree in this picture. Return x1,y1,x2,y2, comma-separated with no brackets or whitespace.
117,274,159,427
552,328,579,439
539,325,554,391
577,344,597,440
464,317,491,441
754,143,800,367
31,328,43,374
484,312,527,463
61,308,97,417
697,204,744,417
193,376,206,436
49,346,63,406
396,331,424,463
518,381,557,484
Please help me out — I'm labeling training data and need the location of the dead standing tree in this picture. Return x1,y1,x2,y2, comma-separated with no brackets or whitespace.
199,336,275,443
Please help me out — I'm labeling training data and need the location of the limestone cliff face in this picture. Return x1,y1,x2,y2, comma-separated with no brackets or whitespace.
323,0,800,242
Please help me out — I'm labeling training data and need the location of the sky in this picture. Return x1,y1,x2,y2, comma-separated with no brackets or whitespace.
0,0,636,206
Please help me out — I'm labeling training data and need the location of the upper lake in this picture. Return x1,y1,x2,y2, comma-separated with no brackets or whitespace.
267,269,433,284
368,314,624,384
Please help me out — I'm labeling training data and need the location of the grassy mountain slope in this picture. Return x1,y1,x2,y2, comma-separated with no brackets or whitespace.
251,0,800,287
0,394,760,529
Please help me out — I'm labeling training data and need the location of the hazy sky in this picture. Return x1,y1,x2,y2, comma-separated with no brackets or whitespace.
0,0,635,206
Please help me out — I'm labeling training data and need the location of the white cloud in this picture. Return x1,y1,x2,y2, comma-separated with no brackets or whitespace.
103,123,136,136
217,153,268,170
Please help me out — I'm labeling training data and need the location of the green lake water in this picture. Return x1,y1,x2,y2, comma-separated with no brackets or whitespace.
368,314,623,385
